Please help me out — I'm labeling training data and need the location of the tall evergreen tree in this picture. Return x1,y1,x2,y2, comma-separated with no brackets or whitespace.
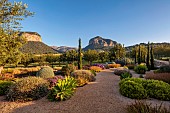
135,49,137,64
146,42,150,70
150,43,154,70
138,44,141,64
78,38,82,69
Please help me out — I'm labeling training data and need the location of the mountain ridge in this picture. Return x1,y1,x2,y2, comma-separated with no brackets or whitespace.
83,36,117,51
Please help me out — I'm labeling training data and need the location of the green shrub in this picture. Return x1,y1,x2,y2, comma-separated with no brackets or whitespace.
114,67,129,76
134,65,148,74
120,72,132,80
139,74,144,78
119,78,144,85
144,80,170,101
36,66,54,78
127,100,170,113
155,66,170,73
61,64,75,76
120,80,147,99
90,70,96,76
0,80,14,96
6,77,49,102
119,78,170,101
48,76,77,101
126,64,135,70
71,70,95,86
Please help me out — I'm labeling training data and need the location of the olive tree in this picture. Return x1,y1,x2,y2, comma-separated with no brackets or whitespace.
0,0,34,74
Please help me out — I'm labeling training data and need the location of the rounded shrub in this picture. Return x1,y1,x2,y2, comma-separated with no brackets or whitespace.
120,80,147,99
119,78,144,86
156,66,170,73
71,70,95,86
108,64,121,68
0,80,14,96
114,67,129,76
120,72,132,80
6,77,49,102
36,66,54,78
47,76,64,88
134,65,148,74
144,80,170,101
119,78,170,101
61,64,75,76
90,66,102,72
126,64,135,70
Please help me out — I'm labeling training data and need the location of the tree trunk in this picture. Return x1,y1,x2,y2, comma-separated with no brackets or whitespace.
0,66,4,75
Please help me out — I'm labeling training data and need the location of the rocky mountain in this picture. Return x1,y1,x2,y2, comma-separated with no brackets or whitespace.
20,32,57,54
83,36,117,51
51,46,77,53
20,32,42,42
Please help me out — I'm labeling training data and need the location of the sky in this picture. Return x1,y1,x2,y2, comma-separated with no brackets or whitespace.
14,0,170,47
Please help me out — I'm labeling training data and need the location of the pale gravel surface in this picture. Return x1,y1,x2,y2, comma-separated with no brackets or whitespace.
0,69,170,113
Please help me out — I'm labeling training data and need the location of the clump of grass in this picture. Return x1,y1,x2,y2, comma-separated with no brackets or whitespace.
127,100,170,113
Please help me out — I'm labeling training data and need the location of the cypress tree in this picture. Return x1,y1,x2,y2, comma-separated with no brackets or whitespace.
146,42,150,70
143,55,146,63
141,51,143,63
138,44,141,64
78,38,82,69
150,43,154,70
135,49,137,64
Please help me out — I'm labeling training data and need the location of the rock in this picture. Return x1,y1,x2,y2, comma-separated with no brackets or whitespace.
20,32,42,42
154,59,170,68
83,36,117,51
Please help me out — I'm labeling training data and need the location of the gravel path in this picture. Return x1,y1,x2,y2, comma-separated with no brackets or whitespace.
0,69,170,113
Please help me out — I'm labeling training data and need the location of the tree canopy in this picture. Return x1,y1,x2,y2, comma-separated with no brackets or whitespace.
0,0,34,30
0,0,33,67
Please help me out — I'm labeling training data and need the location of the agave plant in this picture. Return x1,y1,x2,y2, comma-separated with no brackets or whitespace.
48,76,77,101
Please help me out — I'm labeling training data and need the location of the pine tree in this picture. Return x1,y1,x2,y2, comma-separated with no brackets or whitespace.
78,38,82,69
146,42,150,70
150,43,154,70
138,44,141,64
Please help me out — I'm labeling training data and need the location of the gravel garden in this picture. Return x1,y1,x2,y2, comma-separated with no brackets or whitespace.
0,63,170,113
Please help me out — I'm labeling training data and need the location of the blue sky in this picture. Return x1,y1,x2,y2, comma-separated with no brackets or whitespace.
15,0,170,47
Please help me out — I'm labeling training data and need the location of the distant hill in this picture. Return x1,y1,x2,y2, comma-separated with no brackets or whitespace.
20,41,58,54
19,31,58,54
51,46,77,53
83,36,117,51
125,42,170,50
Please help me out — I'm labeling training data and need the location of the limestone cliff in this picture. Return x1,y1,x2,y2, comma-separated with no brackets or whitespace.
20,32,42,42
83,36,117,51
